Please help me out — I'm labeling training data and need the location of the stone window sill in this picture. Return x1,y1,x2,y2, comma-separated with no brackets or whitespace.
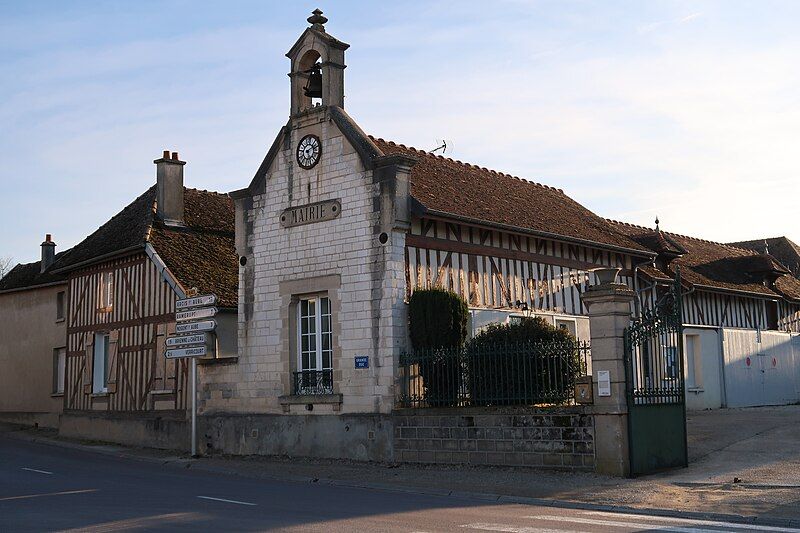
51,393,64,398
279,393,342,407
91,392,109,398
687,387,705,393
55,318,65,324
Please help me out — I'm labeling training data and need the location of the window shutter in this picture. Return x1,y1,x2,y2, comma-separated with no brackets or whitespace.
106,330,119,393
83,334,94,395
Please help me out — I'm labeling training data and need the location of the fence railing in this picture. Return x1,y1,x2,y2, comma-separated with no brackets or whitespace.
398,340,590,408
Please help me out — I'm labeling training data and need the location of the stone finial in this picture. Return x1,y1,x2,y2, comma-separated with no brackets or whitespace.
308,8,328,30
655,216,660,231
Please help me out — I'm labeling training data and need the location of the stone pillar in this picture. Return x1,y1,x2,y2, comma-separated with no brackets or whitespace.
581,270,634,477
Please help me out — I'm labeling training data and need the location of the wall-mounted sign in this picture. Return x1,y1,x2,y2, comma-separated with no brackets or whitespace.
176,319,217,334
597,370,611,397
280,199,341,228
355,355,369,369
166,333,212,348
165,346,208,359
176,294,217,311
176,307,217,322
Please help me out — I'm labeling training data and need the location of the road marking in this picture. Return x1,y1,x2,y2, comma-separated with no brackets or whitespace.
197,495,257,506
21,467,53,475
57,512,206,532
582,511,800,532
525,514,799,532
460,524,585,533
0,489,96,501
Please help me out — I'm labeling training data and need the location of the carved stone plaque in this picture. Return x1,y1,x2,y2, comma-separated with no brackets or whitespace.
280,199,341,228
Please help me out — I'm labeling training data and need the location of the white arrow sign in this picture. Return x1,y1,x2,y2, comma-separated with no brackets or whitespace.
165,346,208,359
166,333,212,348
175,320,217,334
176,307,217,322
176,294,217,311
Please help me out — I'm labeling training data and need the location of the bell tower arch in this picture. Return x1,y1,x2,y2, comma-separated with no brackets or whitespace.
287,9,350,116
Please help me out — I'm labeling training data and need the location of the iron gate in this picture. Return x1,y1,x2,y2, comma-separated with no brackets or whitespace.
624,271,688,476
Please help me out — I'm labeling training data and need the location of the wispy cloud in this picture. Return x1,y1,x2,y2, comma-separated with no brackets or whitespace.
638,11,703,34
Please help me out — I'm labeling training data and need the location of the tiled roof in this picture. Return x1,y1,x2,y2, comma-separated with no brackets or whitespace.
610,221,800,301
52,186,237,307
728,237,800,278
369,137,652,255
0,253,68,292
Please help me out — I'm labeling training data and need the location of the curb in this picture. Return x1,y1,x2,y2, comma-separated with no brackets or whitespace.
4,428,800,529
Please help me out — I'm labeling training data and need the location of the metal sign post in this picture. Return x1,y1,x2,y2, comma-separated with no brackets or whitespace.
168,294,218,459
191,357,197,456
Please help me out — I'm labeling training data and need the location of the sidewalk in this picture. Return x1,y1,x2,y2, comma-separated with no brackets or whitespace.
3,420,799,527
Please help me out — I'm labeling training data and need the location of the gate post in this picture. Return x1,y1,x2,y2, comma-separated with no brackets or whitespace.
581,269,634,477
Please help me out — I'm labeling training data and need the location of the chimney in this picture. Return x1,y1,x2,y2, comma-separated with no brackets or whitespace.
40,234,56,273
154,150,186,225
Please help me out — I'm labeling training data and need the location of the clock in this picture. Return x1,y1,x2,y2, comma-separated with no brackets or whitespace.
297,134,321,169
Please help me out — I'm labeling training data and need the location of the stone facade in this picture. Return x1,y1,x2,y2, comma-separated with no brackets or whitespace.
394,408,594,470
198,16,415,461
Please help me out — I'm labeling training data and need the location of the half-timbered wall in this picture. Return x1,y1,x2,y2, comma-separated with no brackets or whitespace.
405,217,635,316
64,253,188,412
779,301,800,333
681,290,768,330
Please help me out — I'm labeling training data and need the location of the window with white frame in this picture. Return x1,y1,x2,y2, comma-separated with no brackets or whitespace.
296,295,333,394
98,272,113,311
53,347,66,394
92,333,110,393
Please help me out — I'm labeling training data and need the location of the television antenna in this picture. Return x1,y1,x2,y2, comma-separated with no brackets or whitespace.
429,139,452,155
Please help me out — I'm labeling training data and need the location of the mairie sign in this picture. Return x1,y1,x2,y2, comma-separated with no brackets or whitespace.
176,294,216,311
175,320,217,334
165,346,209,359
176,307,217,322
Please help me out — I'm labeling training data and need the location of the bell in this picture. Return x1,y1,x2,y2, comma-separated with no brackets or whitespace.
304,67,322,98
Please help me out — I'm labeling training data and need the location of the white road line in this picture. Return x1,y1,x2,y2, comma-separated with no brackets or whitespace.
0,489,97,501
581,511,800,532
460,524,586,533
197,495,257,506
525,514,793,533
21,467,53,475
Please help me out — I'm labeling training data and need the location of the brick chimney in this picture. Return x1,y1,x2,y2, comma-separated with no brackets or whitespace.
154,150,186,226
40,234,56,273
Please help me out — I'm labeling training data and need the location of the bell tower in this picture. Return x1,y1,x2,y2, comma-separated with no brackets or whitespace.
287,9,349,116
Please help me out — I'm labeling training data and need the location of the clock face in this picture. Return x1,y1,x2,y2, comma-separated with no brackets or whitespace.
297,134,321,169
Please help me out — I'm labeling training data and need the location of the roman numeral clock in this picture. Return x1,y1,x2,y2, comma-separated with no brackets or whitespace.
297,134,321,169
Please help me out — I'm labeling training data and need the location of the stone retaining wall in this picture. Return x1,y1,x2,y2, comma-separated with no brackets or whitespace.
393,407,594,470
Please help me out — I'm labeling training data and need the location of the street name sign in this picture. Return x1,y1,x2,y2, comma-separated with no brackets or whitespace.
165,346,209,359
175,319,217,334
166,333,212,348
176,294,217,311
176,307,218,322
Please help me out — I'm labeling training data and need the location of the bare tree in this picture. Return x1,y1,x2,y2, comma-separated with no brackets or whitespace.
0,256,14,278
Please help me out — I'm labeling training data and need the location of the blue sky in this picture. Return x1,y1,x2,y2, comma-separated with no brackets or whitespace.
1,1,798,263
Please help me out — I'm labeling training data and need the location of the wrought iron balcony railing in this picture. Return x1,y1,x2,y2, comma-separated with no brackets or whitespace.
292,369,334,395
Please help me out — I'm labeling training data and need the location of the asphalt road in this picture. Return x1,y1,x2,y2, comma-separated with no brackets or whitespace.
1,434,798,532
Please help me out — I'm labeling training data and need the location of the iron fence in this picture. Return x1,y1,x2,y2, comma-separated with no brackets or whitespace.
292,369,333,395
398,340,590,408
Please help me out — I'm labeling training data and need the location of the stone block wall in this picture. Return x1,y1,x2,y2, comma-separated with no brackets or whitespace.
393,407,594,470
202,107,408,416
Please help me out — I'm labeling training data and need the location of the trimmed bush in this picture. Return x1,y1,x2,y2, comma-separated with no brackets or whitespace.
466,317,581,406
408,289,469,406
408,288,469,350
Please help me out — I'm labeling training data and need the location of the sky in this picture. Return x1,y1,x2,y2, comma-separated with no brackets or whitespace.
1,0,798,264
